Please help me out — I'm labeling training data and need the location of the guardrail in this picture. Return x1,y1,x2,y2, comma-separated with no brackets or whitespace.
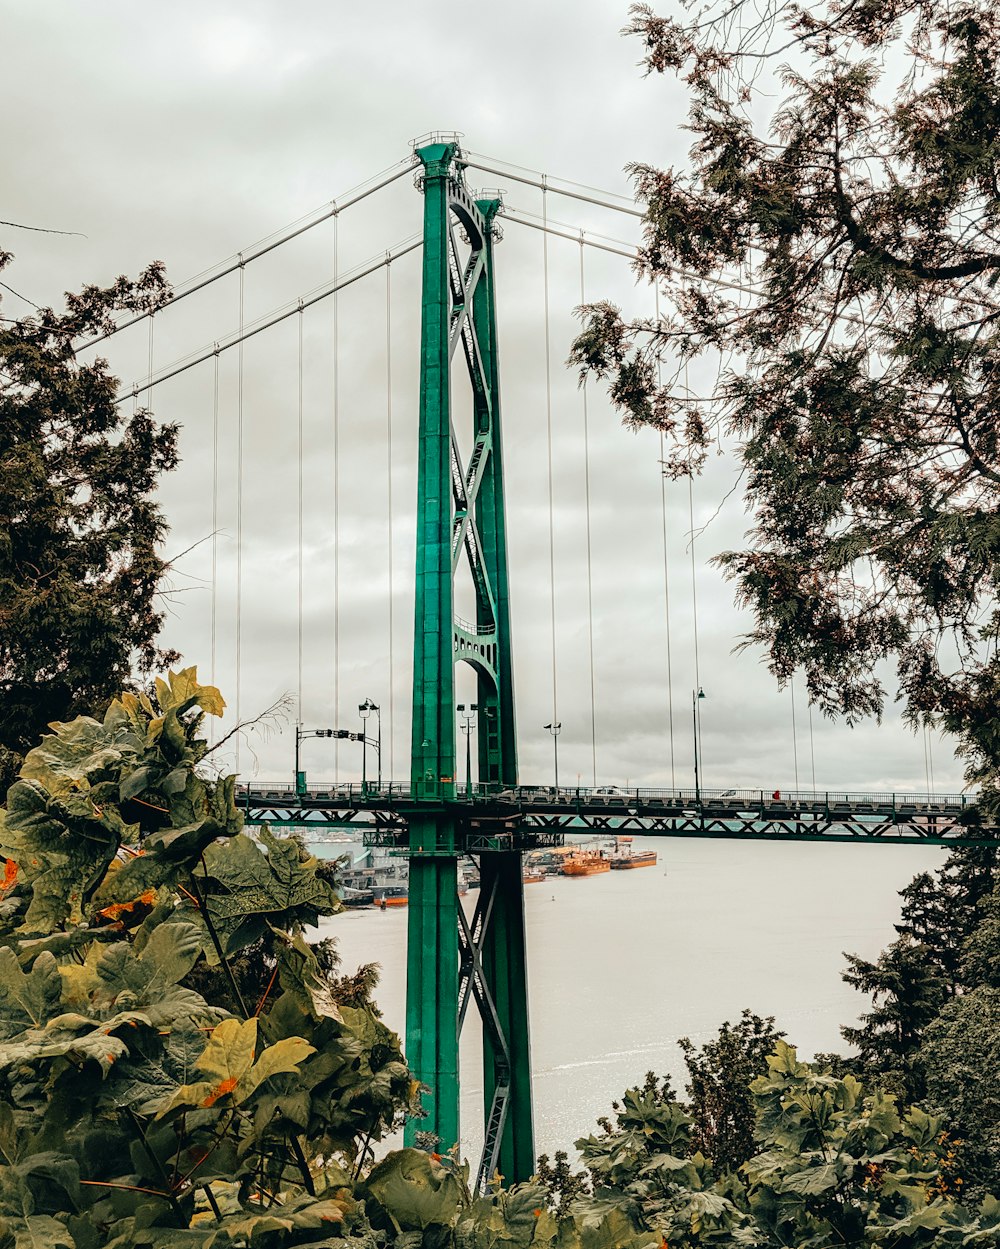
240,781,971,809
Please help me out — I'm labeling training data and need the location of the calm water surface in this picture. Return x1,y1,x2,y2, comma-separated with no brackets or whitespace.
311,836,942,1163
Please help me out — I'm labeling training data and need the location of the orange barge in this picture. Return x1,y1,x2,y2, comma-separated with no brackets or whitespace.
561,850,610,877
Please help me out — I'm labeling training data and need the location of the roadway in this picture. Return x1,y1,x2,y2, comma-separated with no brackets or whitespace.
237,782,998,849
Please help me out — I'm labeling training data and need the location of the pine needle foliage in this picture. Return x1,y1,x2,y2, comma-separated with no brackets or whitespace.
0,256,178,788
571,0,1000,794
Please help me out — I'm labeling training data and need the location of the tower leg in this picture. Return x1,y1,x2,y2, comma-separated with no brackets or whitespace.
404,839,460,1152
479,851,534,1183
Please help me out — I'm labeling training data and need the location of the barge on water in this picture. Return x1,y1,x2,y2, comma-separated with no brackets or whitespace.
607,836,658,869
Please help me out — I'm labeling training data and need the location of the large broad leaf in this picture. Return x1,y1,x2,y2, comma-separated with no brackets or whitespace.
457,1183,558,1248
153,667,225,719
195,831,338,957
778,1161,842,1196
366,1148,468,1231
92,856,178,912
103,1019,208,1117
198,1191,348,1245
576,1207,660,1249
2,782,128,933
96,921,201,1000
158,1017,314,1115
0,949,62,1038
20,717,131,792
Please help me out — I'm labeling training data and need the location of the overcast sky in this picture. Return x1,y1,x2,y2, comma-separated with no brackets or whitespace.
2,1,961,795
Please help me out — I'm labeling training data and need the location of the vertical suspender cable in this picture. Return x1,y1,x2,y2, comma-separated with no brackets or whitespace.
235,259,245,773
297,304,305,731
332,213,340,775
386,257,395,781
656,287,676,789
923,724,931,797
147,315,155,405
687,469,703,781
790,674,800,794
211,347,220,743
808,697,817,794
579,237,597,786
542,180,558,730
928,727,936,796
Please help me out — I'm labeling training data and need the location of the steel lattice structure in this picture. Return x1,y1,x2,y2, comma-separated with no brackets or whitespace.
403,139,531,1189
237,140,1000,1190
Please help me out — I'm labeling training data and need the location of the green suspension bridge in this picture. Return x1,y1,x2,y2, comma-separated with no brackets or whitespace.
90,136,1000,1193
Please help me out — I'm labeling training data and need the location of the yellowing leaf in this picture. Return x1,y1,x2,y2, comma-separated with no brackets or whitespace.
157,1017,314,1116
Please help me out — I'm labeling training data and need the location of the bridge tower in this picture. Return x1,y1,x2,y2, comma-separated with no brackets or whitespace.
404,139,533,1185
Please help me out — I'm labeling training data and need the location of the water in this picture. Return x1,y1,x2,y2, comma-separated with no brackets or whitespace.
311,835,942,1162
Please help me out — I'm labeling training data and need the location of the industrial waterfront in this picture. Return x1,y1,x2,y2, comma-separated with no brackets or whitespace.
313,834,943,1164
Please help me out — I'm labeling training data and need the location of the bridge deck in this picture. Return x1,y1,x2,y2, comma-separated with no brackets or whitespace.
239,782,998,848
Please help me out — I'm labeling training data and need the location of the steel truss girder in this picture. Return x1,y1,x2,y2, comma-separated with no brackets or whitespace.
456,869,512,1194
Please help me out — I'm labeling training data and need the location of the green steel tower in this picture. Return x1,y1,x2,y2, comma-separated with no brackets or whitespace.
405,138,533,1186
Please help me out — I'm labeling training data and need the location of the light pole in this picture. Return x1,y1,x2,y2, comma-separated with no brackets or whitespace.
544,721,562,791
457,703,478,795
294,725,335,794
358,699,381,793
692,687,705,805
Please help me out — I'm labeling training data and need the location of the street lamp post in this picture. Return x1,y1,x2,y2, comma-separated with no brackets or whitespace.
457,703,478,795
692,687,705,806
294,725,336,795
358,699,381,794
544,721,562,791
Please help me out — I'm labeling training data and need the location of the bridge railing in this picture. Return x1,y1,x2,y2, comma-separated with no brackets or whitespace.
239,780,971,811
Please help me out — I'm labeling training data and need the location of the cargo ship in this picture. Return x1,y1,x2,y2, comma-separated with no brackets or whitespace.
607,836,658,869
333,851,473,908
372,883,408,907
524,846,576,876
609,848,657,869
561,849,610,877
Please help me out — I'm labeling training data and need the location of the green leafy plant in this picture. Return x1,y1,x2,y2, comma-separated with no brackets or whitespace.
568,1043,999,1248
0,667,416,1246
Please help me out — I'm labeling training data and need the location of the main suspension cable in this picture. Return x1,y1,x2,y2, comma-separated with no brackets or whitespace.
77,158,415,351
504,208,873,331
504,208,767,302
465,155,643,219
116,238,422,404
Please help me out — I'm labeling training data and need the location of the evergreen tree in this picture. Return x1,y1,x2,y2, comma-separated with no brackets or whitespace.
571,0,1000,790
0,251,176,790
841,936,948,1101
896,846,998,993
959,881,1000,989
923,987,1000,1198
